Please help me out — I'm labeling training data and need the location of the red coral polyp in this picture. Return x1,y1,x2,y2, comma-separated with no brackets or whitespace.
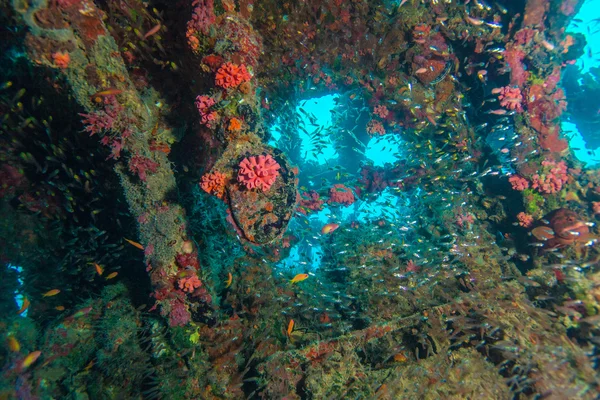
215,62,252,89
238,154,280,192
496,85,524,112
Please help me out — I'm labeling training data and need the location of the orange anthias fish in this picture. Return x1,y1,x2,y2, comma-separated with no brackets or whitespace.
286,319,295,338
94,263,104,276
42,289,61,297
225,272,233,288
124,238,144,250
290,273,309,284
321,223,339,234
143,23,161,39
91,88,123,99
105,272,118,280
17,297,30,315
20,351,41,370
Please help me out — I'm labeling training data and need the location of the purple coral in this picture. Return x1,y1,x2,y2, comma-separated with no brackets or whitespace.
168,299,191,327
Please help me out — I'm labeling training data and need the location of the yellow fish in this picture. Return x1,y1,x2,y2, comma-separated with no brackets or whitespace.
321,223,339,234
6,335,20,352
124,238,144,250
42,289,61,297
21,351,41,370
225,272,233,288
290,273,309,284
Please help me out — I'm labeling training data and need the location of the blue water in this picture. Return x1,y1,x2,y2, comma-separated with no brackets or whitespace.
269,93,402,166
267,89,414,274
564,0,600,167
8,264,26,317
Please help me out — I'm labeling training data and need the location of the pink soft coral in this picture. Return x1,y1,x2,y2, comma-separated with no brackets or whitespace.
238,154,280,192
456,212,475,228
504,46,529,87
129,155,159,182
509,175,529,191
178,274,202,293
517,212,534,228
373,105,389,119
366,120,386,136
215,62,252,89
496,85,524,112
187,0,215,36
80,110,116,136
328,184,355,206
80,97,129,159
531,160,568,194
298,190,324,214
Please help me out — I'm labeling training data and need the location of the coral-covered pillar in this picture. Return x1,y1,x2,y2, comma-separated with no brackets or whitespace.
188,0,299,245
13,0,206,324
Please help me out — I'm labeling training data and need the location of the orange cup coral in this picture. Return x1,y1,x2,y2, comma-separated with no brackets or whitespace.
228,117,242,132
215,62,252,89
200,171,227,198
52,51,70,69
178,274,202,293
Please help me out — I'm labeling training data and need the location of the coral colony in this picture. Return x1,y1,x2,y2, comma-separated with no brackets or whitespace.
237,154,281,192
1,0,600,399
